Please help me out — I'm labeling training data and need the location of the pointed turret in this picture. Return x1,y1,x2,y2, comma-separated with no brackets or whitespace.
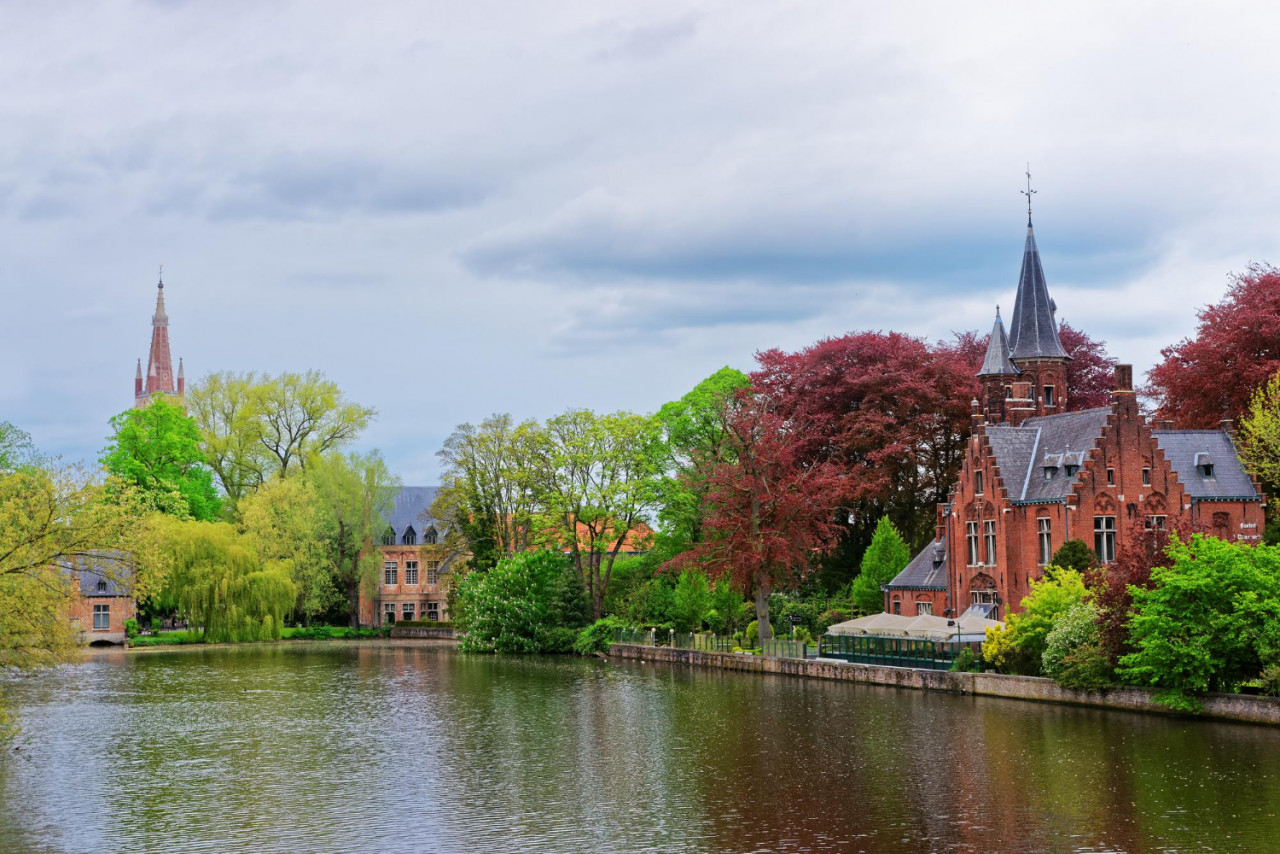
1007,223,1069,360
177,357,185,395
135,358,143,398
977,308,1019,377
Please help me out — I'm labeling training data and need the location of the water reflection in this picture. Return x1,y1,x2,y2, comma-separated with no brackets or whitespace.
3,643,1280,852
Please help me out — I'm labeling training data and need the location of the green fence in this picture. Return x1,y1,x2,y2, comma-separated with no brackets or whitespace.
671,632,737,652
818,634,982,670
760,638,818,659
613,628,656,647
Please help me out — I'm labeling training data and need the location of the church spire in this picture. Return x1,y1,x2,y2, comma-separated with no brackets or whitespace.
135,271,180,407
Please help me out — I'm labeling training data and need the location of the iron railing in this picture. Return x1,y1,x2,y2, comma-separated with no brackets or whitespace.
817,634,982,671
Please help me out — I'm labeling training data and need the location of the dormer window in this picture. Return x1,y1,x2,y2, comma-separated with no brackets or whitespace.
424,527,438,545
1044,466,1057,481
95,579,108,594
381,526,396,546
1064,465,1079,478
402,526,417,546
1195,452,1215,479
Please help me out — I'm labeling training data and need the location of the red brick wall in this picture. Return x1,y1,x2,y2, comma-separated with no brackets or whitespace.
67,594,135,640
358,543,453,626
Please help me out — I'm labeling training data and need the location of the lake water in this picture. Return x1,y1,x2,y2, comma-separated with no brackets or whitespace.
3,641,1280,852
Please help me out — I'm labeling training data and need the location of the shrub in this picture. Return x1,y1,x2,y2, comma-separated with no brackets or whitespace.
453,551,589,654
745,620,759,648
574,617,627,655
996,569,1090,675
1050,539,1097,575
124,619,140,639
950,647,983,673
1054,640,1116,691
1042,602,1100,678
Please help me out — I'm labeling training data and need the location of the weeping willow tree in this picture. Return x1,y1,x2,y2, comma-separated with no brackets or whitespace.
160,519,296,642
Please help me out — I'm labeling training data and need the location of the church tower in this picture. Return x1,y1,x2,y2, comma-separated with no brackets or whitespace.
976,177,1070,425
134,271,185,408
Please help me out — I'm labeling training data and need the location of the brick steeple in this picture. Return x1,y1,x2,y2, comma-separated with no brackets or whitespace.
135,272,183,408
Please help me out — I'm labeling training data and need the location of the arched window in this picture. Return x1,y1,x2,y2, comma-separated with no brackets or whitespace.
424,527,438,545
96,579,108,594
381,526,396,546
402,526,417,546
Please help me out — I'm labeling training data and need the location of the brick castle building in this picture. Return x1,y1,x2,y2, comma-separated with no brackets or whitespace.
359,486,456,626
885,212,1266,620
134,272,184,408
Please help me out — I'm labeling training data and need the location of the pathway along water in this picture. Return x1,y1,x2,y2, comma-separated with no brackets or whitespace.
2,641,1279,852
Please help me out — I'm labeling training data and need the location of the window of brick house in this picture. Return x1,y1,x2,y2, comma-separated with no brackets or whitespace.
424,527,438,545
1094,516,1117,564
93,603,109,630
1106,467,1115,486
427,561,441,585
426,602,440,621
405,561,418,585
96,578,108,593
1146,515,1166,530
402,603,415,621
984,520,997,564
381,526,396,546
402,526,417,546
966,522,980,565
893,601,901,615
1044,385,1056,407
975,470,984,495
916,602,933,616
1142,467,1151,485
384,562,398,586
384,603,396,624
1038,518,1052,565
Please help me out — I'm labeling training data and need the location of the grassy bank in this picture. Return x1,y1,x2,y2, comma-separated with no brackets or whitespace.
128,626,391,647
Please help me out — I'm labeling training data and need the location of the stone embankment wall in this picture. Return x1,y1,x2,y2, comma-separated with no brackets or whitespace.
390,626,456,640
609,644,1280,726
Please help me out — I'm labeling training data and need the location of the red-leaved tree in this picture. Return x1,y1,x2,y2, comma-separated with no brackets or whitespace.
666,393,846,642
1148,263,1280,427
752,332,976,563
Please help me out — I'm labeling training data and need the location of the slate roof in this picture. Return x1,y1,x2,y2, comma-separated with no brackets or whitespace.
65,552,132,597
978,310,1019,377
1152,431,1260,499
384,486,444,540
887,539,948,590
1007,226,1070,361
984,407,1111,502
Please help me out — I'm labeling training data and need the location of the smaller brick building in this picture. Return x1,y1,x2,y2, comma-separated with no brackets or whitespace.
65,554,136,645
358,486,457,626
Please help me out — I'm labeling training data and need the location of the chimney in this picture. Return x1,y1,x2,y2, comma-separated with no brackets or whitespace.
1113,364,1134,393
970,398,983,430
1221,418,1236,436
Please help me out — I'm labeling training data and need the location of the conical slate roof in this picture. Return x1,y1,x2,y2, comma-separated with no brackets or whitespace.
977,309,1019,377
1007,225,1069,360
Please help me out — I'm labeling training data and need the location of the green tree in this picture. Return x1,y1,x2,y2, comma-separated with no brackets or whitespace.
656,367,751,544
670,568,713,633
158,519,295,642
101,398,222,520
237,475,337,622
307,451,399,628
1119,535,1280,712
1050,539,1097,575
188,370,376,503
849,516,910,614
1001,569,1090,675
1239,369,1280,496
0,422,37,472
453,551,584,653
534,409,664,619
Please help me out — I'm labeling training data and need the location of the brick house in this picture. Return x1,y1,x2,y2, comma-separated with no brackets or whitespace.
358,486,457,626
65,554,136,645
885,215,1265,620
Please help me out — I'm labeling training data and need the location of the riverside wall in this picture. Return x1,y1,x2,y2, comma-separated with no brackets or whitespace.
390,626,456,640
608,643,1280,726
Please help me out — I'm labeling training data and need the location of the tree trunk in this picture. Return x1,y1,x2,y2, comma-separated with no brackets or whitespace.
755,574,773,642
348,580,360,630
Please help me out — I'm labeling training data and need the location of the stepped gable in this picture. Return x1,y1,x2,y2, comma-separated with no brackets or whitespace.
983,407,1111,502
887,539,948,591
383,486,444,541
1007,224,1070,361
1152,431,1261,500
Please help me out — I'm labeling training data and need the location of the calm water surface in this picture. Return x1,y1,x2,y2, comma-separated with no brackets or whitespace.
3,641,1280,853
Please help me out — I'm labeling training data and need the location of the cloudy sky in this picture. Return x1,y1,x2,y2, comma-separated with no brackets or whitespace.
3,2,1278,483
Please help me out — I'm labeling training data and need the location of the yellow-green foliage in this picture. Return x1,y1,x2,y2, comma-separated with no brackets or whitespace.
1240,370,1280,489
981,569,1089,676
160,519,296,643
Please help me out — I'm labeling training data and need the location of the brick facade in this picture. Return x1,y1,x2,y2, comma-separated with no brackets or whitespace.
359,543,454,626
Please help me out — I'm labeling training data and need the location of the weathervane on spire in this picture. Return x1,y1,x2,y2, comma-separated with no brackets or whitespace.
1021,163,1036,227
158,264,164,288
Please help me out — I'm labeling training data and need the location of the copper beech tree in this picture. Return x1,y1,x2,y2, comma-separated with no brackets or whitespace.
1148,263,1280,427
666,394,846,642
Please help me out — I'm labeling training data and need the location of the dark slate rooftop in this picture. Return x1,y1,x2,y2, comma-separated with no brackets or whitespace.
978,310,1019,377
1007,226,1070,361
384,486,444,539
1152,431,1260,499
65,552,132,597
985,407,1111,502
887,539,948,590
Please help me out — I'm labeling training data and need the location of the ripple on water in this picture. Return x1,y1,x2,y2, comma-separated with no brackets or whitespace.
4,643,1280,852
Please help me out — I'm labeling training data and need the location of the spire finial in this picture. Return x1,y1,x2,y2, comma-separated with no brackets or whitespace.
158,264,164,289
1021,163,1036,228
